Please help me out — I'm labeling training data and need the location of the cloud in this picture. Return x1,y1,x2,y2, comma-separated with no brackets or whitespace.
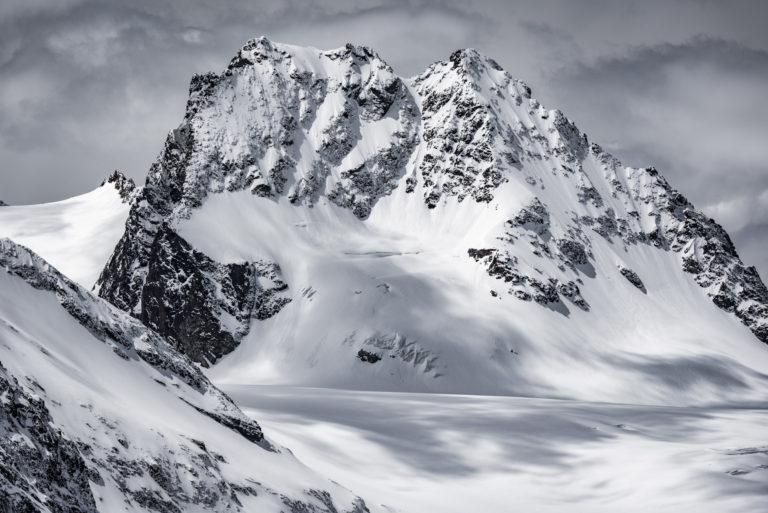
706,190,768,234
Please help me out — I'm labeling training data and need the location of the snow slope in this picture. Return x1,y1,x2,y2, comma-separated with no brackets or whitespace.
0,176,131,288
94,37,768,406
228,385,768,513
190,190,768,406
0,238,371,512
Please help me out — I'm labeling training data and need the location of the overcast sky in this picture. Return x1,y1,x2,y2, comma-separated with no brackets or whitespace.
1,0,766,277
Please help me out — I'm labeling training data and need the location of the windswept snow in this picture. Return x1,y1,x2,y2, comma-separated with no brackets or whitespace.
0,183,129,287
228,385,768,513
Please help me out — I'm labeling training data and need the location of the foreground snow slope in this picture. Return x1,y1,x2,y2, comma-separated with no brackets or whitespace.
229,385,768,513
0,175,132,288
0,239,370,513
94,37,768,405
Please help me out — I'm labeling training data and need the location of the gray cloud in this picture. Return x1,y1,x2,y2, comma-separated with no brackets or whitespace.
0,0,766,276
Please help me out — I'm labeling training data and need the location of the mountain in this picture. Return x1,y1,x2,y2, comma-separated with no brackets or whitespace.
0,172,135,288
0,238,370,512
83,37,768,404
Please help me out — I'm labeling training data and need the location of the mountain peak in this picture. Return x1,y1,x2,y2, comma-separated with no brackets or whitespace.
449,47,492,69
94,38,768,403
443,47,508,78
417,46,533,102
228,36,285,69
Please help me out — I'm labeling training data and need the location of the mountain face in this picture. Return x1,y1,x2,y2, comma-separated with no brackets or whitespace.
95,37,768,404
0,238,369,512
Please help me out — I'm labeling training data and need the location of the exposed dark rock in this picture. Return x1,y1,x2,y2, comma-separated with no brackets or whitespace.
183,400,265,444
619,267,646,293
282,490,370,513
468,248,562,306
355,333,440,374
507,198,550,234
557,239,589,266
414,51,509,207
558,281,590,310
577,185,603,208
550,109,588,163
0,363,98,513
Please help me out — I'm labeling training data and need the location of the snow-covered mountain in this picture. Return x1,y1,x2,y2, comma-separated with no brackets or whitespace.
0,172,135,288
0,238,371,512
83,37,768,404
2,36,768,512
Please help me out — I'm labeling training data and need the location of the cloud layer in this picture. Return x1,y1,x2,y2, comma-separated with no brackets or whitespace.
0,0,766,275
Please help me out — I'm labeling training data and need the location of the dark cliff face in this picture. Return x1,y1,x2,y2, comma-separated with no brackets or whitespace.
96,191,291,367
141,226,290,366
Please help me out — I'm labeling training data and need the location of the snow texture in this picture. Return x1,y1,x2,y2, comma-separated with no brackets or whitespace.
229,385,768,513
3,36,768,513
0,173,133,288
